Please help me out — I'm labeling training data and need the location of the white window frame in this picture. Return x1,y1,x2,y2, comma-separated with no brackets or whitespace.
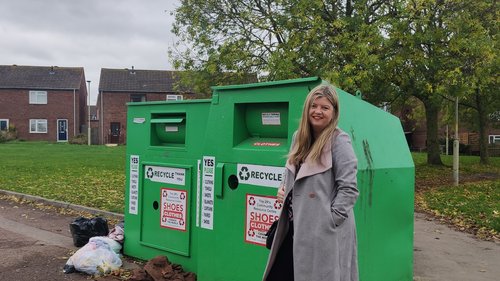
0,119,9,131
30,119,47,133
489,135,500,144
29,91,47,104
167,95,183,101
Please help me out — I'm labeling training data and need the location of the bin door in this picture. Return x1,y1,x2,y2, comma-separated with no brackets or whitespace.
198,162,283,280
140,164,192,256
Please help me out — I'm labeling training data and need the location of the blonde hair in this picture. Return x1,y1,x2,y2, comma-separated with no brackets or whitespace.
288,84,340,166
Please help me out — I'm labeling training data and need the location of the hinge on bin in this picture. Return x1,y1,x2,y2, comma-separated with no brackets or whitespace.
215,163,224,197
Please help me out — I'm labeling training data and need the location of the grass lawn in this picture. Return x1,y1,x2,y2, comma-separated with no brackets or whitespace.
413,152,500,241
0,141,126,213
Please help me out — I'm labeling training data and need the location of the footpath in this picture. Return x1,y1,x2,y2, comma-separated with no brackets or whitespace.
0,190,499,281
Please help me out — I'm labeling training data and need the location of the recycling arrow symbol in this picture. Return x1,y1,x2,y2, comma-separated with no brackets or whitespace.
239,166,250,180
146,167,154,178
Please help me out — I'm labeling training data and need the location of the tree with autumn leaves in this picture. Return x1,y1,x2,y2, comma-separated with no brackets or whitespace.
169,0,500,165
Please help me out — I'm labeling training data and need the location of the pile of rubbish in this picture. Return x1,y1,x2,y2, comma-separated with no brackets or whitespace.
95,255,197,281
64,216,125,275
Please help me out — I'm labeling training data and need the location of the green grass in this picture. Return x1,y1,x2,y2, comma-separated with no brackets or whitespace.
412,152,500,179
0,141,126,213
425,181,500,235
413,152,500,240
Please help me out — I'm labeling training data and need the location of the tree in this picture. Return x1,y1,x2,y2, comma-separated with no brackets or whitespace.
381,0,472,165
170,0,500,166
437,0,500,165
169,0,393,94
453,0,500,165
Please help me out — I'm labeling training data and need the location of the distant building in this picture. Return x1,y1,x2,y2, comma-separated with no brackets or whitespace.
96,67,200,145
0,65,87,142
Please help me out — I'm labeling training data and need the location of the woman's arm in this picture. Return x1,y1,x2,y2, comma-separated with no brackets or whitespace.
330,132,359,227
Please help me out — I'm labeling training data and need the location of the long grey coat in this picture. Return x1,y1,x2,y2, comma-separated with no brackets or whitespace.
263,128,359,281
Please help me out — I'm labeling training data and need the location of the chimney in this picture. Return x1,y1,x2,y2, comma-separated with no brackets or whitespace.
131,66,135,74
50,66,55,74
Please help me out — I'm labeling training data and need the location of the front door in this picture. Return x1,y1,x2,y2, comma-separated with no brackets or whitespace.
110,122,120,144
57,119,68,142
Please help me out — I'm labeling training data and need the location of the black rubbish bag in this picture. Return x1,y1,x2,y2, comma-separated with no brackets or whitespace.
69,216,109,247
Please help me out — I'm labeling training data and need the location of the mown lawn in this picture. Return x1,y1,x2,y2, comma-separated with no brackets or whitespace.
0,141,126,213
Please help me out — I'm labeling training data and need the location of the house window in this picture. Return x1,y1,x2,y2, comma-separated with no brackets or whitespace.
130,95,146,103
0,119,8,131
29,91,47,104
489,135,500,144
30,119,47,133
167,95,183,101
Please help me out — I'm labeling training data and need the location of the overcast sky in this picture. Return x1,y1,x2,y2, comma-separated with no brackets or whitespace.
0,0,180,105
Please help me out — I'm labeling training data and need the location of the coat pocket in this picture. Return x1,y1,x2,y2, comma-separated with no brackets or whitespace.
331,208,346,228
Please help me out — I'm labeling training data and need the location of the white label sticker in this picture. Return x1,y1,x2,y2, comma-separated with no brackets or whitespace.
262,112,281,125
237,164,285,188
160,188,187,231
129,155,139,215
165,126,178,132
133,118,145,124
201,156,215,230
145,165,185,185
245,194,282,246
196,159,201,227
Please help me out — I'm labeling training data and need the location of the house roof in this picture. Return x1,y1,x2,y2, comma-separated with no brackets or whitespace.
99,68,193,93
0,65,84,90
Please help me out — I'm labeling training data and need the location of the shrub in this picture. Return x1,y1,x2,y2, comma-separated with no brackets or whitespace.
69,133,88,145
9,123,16,132
0,130,16,142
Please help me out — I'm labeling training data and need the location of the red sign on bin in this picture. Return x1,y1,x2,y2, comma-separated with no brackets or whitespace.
252,142,282,147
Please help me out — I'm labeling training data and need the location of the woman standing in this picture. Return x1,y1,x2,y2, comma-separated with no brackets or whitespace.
263,84,359,281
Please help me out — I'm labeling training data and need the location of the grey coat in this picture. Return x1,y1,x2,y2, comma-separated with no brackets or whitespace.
263,128,359,281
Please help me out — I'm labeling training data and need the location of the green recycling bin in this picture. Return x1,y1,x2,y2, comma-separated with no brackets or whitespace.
124,99,212,273
124,77,414,281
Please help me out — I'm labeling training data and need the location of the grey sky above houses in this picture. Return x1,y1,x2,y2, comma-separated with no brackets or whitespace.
0,0,179,105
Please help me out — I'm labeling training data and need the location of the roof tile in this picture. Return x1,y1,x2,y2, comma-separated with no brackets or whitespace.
0,65,83,90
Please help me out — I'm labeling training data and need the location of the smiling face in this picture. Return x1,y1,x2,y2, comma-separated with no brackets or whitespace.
308,96,334,138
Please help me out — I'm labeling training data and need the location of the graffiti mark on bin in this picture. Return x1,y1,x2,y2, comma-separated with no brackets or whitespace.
362,140,374,208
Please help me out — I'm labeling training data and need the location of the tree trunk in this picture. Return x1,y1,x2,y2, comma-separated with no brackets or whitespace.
476,89,490,165
424,101,443,165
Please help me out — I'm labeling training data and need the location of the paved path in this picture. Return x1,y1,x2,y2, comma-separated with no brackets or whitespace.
0,191,137,281
413,212,500,281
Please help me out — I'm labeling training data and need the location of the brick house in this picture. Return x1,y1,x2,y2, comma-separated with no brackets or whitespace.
0,65,88,142
96,67,200,145
394,98,500,154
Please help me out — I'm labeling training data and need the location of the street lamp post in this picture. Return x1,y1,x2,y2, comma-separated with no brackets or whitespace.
453,96,459,186
87,80,91,146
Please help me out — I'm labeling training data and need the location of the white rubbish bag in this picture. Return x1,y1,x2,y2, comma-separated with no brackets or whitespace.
65,237,122,275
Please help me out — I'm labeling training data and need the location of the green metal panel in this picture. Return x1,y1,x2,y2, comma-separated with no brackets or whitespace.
124,77,414,281
124,100,212,274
